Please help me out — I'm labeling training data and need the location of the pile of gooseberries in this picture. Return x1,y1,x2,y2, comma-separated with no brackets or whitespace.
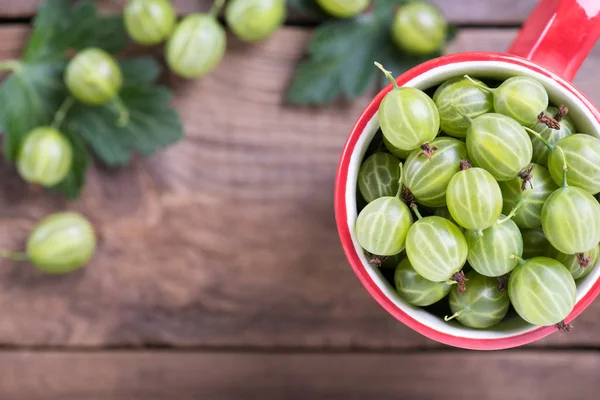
355,62,600,331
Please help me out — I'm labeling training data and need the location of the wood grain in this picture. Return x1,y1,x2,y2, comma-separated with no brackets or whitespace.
0,25,599,349
0,350,598,399
0,0,539,25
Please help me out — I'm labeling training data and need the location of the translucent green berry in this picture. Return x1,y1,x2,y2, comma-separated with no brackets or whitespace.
226,0,285,42
124,0,177,45
65,48,123,105
392,2,448,55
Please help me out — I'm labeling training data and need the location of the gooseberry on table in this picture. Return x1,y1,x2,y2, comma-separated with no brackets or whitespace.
124,0,177,45
166,11,226,79
16,127,73,187
226,0,286,42
316,0,369,18
391,1,448,55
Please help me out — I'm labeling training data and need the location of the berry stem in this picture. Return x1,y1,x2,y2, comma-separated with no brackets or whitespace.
444,308,465,322
556,145,568,187
523,126,554,150
51,96,75,130
210,0,226,16
374,62,399,90
510,254,526,265
0,250,28,261
410,203,423,220
451,104,472,124
395,162,404,198
463,75,494,93
112,95,130,127
497,202,522,224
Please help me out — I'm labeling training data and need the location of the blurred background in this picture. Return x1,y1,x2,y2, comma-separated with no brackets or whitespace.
0,0,599,399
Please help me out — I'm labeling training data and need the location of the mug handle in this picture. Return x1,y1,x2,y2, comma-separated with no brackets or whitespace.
508,0,600,81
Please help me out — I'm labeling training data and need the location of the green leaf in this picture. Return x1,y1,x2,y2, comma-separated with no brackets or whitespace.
25,0,128,62
446,24,458,43
286,15,386,105
0,62,66,161
287,0,328,18
51,129,90,198
64,58,184,166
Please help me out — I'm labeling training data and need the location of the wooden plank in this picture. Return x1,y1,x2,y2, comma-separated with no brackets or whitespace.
0,0,539,25
0,350,598,399
0,25,599,349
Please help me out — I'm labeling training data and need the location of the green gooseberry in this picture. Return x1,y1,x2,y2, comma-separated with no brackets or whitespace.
546,134,600,195
226,0,285,42
357,152,400,203
124,0,177,45
499,163,559,229
433,206,464,232
394,257,453,306
521,228,551,259
446,161,503,231
466,216,523,277
466,75,549,127
433,76,493,138
549,244,599,280
391,1,448,55
446,271,510,329
541,148,600,254
405,213,468,285
166,13,226,79
508,256,576,326
16,127,73,187
465,113,533,181
383,136,411,159
530,107,575,166
65,48,123,105
403,137,467,207
316,0,369,18
355,195,413,256
375,63,440,152
26,212,97,274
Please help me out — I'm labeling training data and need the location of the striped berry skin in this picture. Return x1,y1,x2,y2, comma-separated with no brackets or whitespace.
316,0,368,18
226,0,285,42
550,244,600,280
124,0,177,46
499,164,559,229
383,136,411,159
405,216,467,282
434,206,464,232
530,107,575,166
355,197,413,256
394,257,453,306
446,167,503,230
404,137,467,207
357,153,400,203
548,134,600,195
541,186,600,254
378,87,440,151
466,113,533,181
466,217,523,277
494,76,549,127
508,257,576,326
448,271,510,329
65,48,122,105
391,2,447,55
433,77,493,138
521,228,551,259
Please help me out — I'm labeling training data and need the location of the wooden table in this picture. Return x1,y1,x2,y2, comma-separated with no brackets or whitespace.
0,1,599,399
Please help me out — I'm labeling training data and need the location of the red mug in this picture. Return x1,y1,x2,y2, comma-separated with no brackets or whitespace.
334,0,600,350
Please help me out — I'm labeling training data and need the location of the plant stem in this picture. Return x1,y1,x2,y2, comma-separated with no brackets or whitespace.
0,250,28,261
210,0,226,16
451,104,472,124
410,203,423,220
444,309,465,321
0,60,20,73
51,96,75,130
463,75,494,93
556,145,568,187
497,203,521,224
112,95,130,127
510,254,526,265
374,62,399,90
523,126,554,150
395,162,404,198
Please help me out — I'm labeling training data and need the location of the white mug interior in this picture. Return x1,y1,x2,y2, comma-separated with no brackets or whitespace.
345,59,600,340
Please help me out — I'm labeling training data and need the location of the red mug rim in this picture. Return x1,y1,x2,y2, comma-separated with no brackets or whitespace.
333,51,600,350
